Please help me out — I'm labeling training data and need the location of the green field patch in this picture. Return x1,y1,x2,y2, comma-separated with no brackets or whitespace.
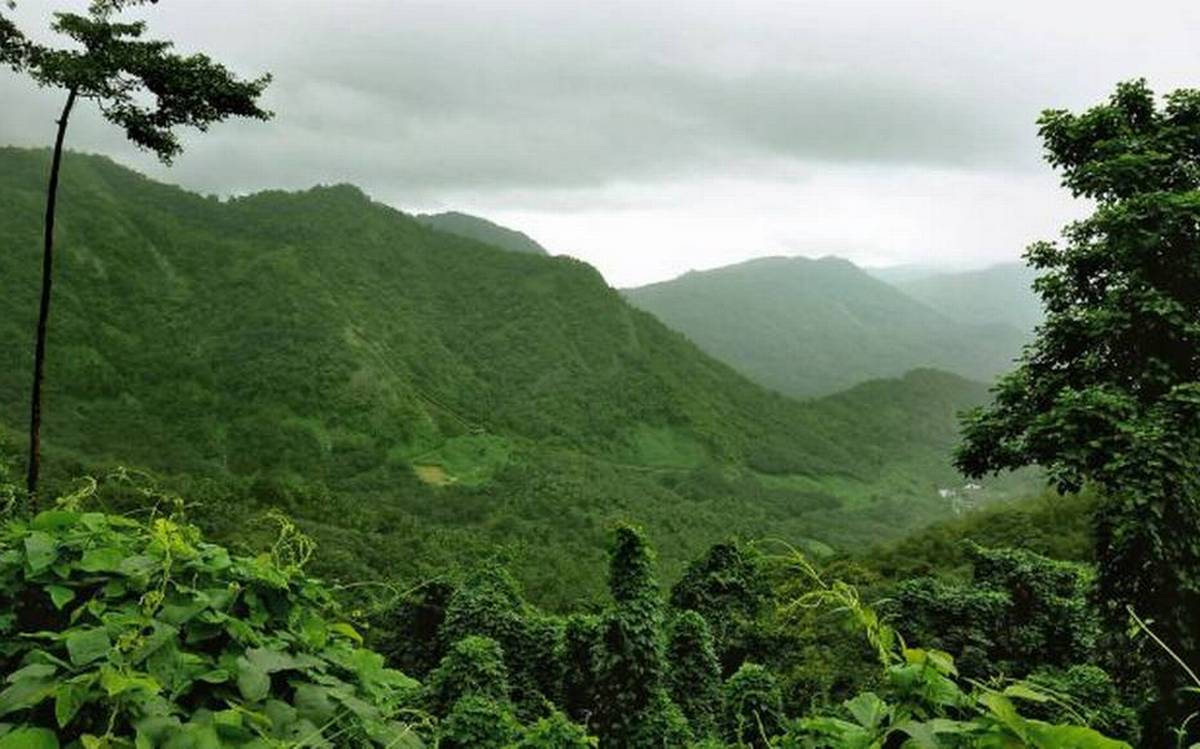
410,433,512,487
620,424,707,469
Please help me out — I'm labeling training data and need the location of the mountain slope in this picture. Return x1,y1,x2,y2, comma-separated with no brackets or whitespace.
0,148,1034,603
623,256,1028,398
894,262,1043,333
415,211,550,255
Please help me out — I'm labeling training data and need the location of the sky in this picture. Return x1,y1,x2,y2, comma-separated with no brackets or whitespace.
2,1,1199,287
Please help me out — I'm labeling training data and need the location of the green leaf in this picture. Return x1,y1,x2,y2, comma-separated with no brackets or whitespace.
55,681,90,728
66,628,111,667
236,656,270,702
844,692,889,730
1025,721,1132,748
1002,682,1052,703
330,621,363,645
98,666,160,698
78,547,126,574
46,585,75,611
24,532,58,573
30,511,81,531
895,720,941,748
0,727,58,749
0,673,57,717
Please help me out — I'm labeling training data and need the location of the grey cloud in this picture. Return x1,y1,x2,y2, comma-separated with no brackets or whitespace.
2,0,1197,284
2,0,1136,196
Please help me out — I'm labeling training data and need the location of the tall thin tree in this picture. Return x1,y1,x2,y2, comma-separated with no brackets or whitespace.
0,0,271,499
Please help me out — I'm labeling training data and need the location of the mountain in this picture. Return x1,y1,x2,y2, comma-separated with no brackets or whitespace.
415,210,550,255
0,149,1035,603
893,262,1044,333
623,256,1029,398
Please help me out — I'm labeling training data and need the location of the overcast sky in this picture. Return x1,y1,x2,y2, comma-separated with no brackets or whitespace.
3,1,1198,286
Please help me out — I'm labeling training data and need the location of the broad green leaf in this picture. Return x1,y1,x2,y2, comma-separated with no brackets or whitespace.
66,627,111,667
0,727,58,749
30,511,81,531
78,547,126,574
896,720,941,748
6,664,56,684
0,674,57,717
99,666,160,698
1025,722,1132,748
46,585,75,611
24,532,58,573
55,681,90,728
1002,682,1052,703
329,621,362,645
844,692,888,730
236,656,270,702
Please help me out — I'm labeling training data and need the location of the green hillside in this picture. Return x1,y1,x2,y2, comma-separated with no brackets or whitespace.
416,210,551,255
623,256,1029,398
0,148,1033,604
895,262,1043,332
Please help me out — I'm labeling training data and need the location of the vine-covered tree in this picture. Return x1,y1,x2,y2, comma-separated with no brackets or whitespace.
956,80,1200,735
593,525,691,747
666,610,722,738
0,0,270,498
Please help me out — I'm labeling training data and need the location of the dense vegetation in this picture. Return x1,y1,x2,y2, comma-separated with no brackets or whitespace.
415,212,551,256
0,147,1036,605
957,79,1200,742
0,5,1193,739
623,256,1029,398
0,464,1133,747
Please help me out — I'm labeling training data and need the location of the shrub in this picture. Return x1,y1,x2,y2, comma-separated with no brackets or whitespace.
667,611,722,737
437,694,522,749
424,634,509,716
722,663,784,747
0,504,424,747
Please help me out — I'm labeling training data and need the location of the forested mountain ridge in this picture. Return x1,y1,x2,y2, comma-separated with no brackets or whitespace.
0,147,1032,602
895,261,1043,332
415,210,551,255
623,255,1029,398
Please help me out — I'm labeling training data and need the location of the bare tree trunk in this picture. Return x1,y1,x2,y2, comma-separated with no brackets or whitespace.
26,88,77,501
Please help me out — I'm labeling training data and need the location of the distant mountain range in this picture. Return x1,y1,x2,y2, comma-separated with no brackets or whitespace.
0,148,1038,603
416,211,550,255
892,262,1043,333
623,256,1034,398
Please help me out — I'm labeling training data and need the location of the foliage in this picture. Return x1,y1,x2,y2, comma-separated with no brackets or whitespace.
669,541,771,674
722,663,784,747
0,496,424,747
513,710,598,748
424,635,510,717
439,565,563,717
561,614,599,724
0,147,1040,605
592,526,682,746
666,611,722,738
774,547,1130,748
888,543,1099,678
0,1,270,163
437,694,522,749
955,79,1200,736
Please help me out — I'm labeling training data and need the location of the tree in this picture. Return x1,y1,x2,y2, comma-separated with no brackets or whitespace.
666,610,722,738
593,525,691,747
0,0,271,498
955,80,1200,734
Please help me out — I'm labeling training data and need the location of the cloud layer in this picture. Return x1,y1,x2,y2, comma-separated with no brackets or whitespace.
3,0,1198,285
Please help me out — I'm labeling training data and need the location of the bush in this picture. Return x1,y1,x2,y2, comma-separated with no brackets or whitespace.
0,503,425,747
425,635,510,716
722,663,784,747
667,611,722,737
